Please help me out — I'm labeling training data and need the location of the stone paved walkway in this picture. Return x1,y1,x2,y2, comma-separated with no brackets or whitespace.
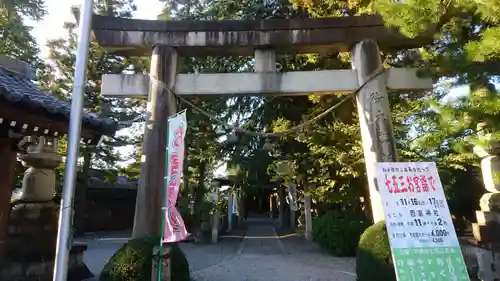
79,218,356,281
190,218,356,281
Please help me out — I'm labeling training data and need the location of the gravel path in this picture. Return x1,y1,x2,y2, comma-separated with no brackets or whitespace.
79,219,356,281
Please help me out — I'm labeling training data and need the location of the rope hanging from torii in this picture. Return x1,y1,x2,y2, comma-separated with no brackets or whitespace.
146,67,386,139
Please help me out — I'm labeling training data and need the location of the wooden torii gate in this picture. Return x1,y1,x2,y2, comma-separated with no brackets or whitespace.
81,11,433,238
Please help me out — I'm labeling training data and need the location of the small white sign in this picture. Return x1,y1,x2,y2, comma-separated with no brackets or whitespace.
232,193,238,215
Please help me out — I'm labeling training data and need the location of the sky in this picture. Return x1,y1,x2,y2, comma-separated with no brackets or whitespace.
26,0,165,59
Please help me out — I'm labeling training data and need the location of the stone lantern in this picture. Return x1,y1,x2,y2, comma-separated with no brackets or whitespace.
8,136,62,267
472,122,500,244
15,136,62,202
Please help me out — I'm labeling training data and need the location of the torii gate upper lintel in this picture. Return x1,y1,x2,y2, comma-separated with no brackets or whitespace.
73,8,432,57
82,11,434,237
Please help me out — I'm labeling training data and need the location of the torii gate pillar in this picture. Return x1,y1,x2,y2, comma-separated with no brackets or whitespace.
132,46,179,238
352,40,397,223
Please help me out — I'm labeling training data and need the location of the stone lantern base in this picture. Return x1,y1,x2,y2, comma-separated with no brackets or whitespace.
1,199,93,281
1,244,92,281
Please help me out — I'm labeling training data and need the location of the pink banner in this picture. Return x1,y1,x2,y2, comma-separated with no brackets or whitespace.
162,110,189,243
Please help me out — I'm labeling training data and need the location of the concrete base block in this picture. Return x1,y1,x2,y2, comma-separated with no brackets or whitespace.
152,245,171,281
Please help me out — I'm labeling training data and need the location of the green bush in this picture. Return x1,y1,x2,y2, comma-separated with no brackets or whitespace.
356,221,396,281
100,236,190,281
312,211,369,256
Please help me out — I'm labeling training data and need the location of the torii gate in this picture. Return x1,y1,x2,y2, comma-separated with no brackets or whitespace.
79,11,433,238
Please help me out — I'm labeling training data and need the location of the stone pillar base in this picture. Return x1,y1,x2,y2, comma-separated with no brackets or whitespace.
3,199,93,281
152,245,171,281
8,201,59,257
473,223,500,244
477,250,500,280
474,211,500,245
0,245,92,281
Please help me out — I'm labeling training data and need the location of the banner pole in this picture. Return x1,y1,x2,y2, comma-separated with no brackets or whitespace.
53,0,93,280
158,116,171,281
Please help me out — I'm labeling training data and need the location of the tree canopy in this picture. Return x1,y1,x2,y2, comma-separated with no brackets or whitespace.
5,0,498,224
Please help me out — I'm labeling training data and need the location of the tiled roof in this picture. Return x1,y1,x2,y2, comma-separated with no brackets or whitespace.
0,68,117,135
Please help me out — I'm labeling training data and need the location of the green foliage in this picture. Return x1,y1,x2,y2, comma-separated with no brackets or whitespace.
10,0,498,234
312,211,369,256
0,0,45,67
100,236,190,281
356,221,395,281
374,0,443,37
289,0,500,165
43,0,147,183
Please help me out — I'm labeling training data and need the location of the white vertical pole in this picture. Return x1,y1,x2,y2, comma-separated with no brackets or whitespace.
288,182,297,229
227,189,233,232
278,186,285,228
232,192,238,215
53,0,94,280
352,40,397,223
211,181,219,243
304,183,313,241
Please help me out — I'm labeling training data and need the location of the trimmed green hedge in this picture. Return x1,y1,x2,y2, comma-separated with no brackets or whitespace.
100,236,190,281
356,221,395,281
312,211,369,256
